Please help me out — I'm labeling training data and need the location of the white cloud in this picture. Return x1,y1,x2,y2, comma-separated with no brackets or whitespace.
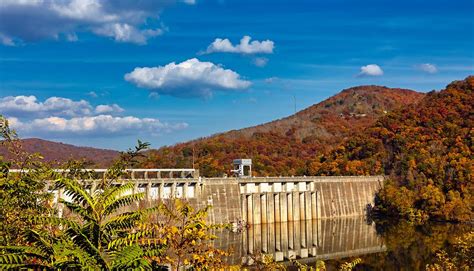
417,63,438,74
9,115,188,137
0,33,15,46
0,95,124,118
2,94,187,138
87,90,110,98
0,95,92,118
87,91,99,98
51,0,116,22
0,0,42,5
93,23,163,45
66,32,78,42
125,58,251,98
253,57,268,67
204,35,274,54
148,92,160,99
0,0,169,45
264,77,278,84
358,64,384,77
95,104,124,114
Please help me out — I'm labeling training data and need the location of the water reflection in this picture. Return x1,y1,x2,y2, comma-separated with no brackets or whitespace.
338,221,473,271
215,216,385,265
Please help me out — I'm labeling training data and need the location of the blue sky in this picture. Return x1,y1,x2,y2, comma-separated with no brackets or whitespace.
0,0,473,150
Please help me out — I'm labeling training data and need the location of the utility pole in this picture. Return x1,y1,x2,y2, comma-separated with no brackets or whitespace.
293,95,300,158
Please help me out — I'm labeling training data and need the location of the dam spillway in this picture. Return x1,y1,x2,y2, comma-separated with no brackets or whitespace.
190,176,384,224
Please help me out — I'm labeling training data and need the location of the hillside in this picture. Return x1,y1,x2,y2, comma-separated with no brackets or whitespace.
225,85,424,142
0,138,119,167
309,76,473,222
142,85,425,176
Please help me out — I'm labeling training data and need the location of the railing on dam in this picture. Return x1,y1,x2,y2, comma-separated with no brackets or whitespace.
9,168,201,200
8,168,197,179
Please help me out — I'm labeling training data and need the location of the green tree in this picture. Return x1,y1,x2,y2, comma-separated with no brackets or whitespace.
0,117,232,270
0,116,54,246
0,139,162,270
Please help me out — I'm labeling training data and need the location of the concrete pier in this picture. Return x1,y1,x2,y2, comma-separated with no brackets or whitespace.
237,176,383,225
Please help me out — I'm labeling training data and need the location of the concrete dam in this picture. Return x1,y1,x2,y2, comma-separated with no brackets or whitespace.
42,168,384,225
32,166,386,264
179,175,383,224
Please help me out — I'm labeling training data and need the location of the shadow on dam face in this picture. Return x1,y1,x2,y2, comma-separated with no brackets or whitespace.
212,216,385,266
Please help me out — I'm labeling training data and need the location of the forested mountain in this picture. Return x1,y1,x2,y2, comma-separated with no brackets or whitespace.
309,76,473,221
141,85,424,176
0,138,119,167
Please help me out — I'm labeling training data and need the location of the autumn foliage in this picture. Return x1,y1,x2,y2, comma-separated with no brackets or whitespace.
142,86,424,177
0,138,119,168
310,76,474,222
143,77,473,222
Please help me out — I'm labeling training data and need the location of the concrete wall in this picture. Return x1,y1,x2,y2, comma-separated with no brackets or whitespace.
52,175,383,225
201,176,383,224
312,176,383,218
189,178,242,225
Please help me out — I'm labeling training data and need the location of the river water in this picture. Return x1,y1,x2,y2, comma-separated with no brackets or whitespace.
214,216,472,270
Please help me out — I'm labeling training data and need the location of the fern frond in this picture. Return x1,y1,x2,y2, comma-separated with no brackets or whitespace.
0,253,29,265
100,182,135,204
65,227,106,268
0,263,51,270
102,213,142,233
142,247,165,258
55,178,95,210
107,229,155,250
110,245,151,271
31,215,80,229
22,229,55,258
0,249,52,270
52,241,99,270
102,207,157,233
103,192,145,217
59,199,95,222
